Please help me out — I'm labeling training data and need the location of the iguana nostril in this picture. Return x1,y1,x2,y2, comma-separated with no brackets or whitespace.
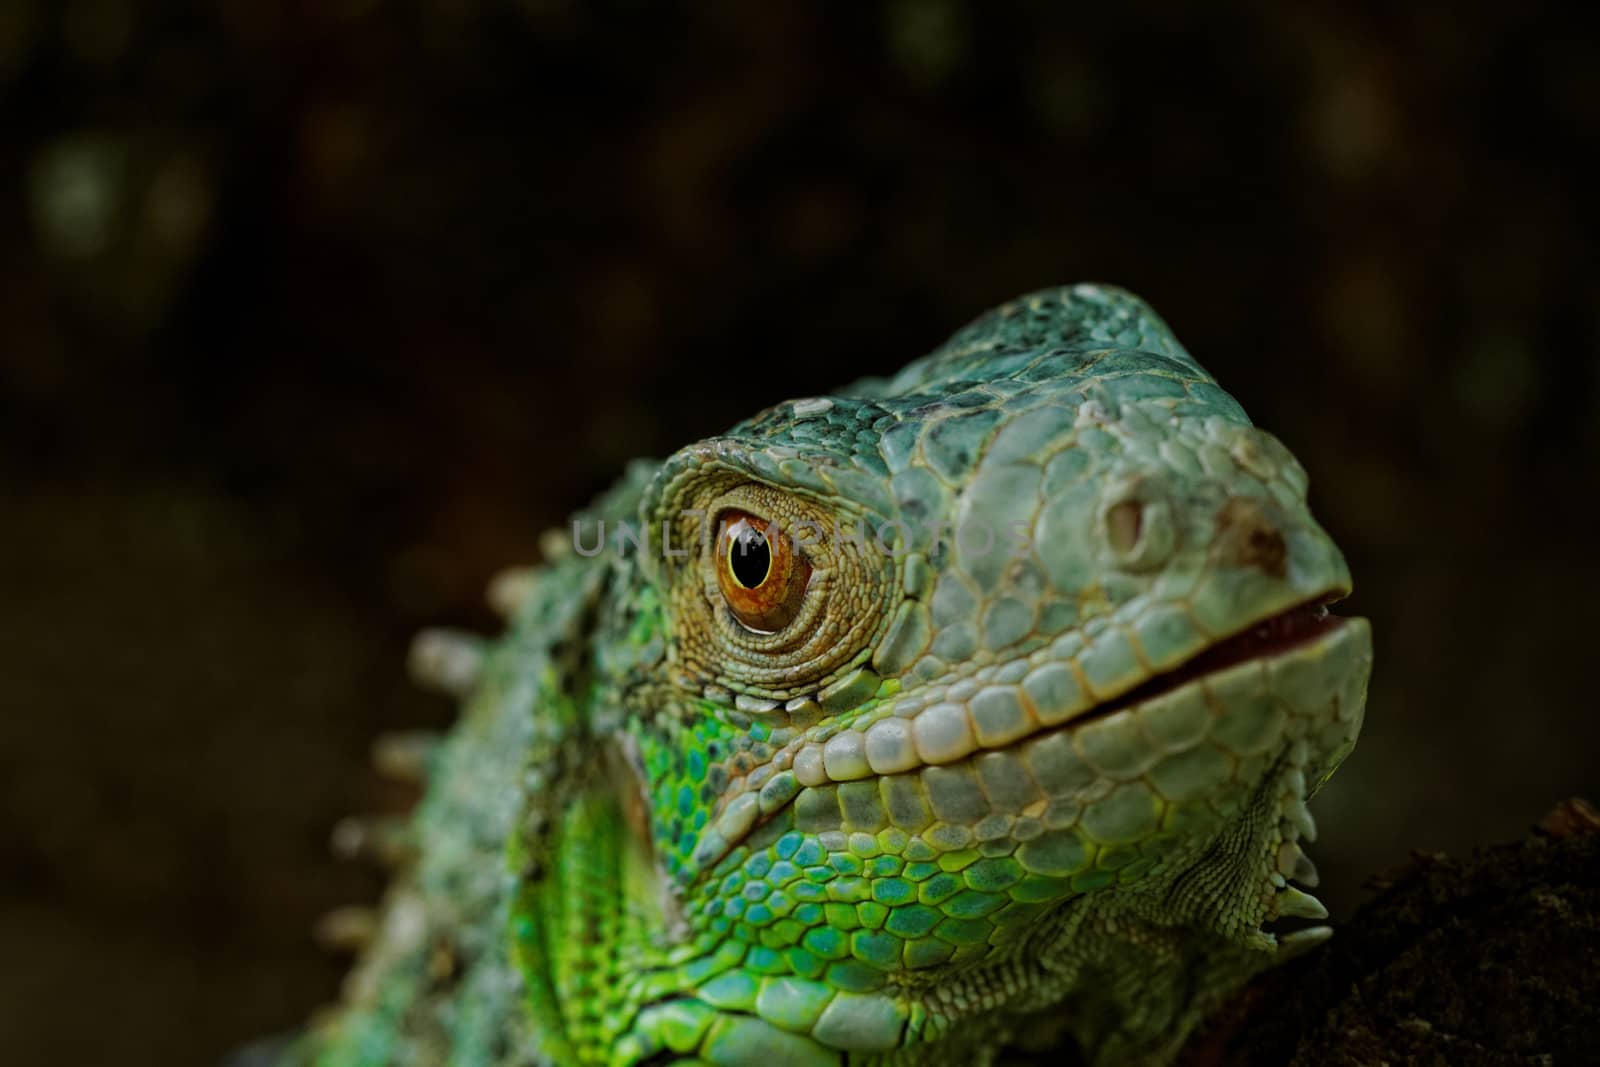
1107,500,1143,556
1102,486,1174,571
1215,497,1289,578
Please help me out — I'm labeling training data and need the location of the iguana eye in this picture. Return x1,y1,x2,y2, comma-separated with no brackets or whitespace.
715,510,811,634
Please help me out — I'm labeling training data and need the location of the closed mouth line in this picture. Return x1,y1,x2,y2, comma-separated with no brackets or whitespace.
1070,596,1346,729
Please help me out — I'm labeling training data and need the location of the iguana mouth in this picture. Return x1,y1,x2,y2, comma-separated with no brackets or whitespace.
679,597,1366,889
685,594,1358,869
1076,596,1346,728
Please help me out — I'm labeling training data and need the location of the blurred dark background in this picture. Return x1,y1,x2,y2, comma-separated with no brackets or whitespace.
2,2,1596,1064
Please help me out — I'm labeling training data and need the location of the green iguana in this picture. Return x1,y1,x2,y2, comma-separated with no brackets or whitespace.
283,286,1372,1066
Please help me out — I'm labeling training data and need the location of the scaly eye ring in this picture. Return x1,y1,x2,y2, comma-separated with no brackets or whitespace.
715,510,812,634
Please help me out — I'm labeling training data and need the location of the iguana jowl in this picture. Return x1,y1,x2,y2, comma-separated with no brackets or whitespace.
294,286,1373,1066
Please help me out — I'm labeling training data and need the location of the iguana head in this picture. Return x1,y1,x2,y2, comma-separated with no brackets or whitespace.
589,286,1371,1063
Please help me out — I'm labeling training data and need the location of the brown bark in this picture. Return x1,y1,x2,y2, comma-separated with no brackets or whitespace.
1182,798,1600,1066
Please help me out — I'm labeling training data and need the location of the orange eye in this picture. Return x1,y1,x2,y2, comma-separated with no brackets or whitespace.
715,510,811,634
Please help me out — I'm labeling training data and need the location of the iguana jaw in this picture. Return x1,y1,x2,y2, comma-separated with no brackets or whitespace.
1063,595,1347,731
686,585,1368,879
762,583,1358,790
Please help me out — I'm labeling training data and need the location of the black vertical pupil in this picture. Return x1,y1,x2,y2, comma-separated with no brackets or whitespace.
730,529,771,588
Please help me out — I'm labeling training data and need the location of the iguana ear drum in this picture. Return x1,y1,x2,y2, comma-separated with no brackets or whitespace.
714,510,811,633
